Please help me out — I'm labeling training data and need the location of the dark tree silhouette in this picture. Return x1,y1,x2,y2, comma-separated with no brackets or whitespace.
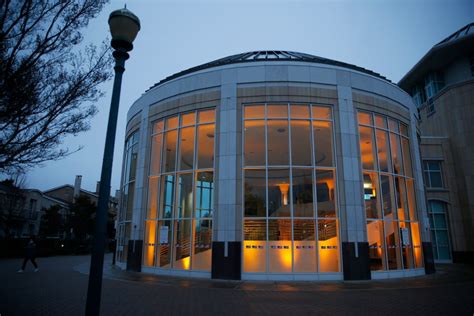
40,204,63,237
0,0,112,173
0,176,26,238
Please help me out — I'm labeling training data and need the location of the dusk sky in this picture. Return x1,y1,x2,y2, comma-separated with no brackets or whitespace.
22,0,473,193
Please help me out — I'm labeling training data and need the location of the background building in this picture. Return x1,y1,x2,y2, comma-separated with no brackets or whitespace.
117,51,434,280
399,23,474,263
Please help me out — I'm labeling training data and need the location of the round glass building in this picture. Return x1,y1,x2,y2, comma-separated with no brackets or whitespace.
115,51,434,281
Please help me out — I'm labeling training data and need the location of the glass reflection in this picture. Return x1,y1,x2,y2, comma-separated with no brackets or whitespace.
158,220,172,268
178,127,195,170
293,219,316,273
267,104,288,118
313,121,333,166
160,175,175,218
363,172,381,219
367,220,386,270
174,219,192,270
244,105,265,119
318,220,339,272
292,169,314,217
177,173,193,218
244,169,266,217
244,120,265,166
380,175,394,218
290,104,310,118
390,133,404,174
359,126,376,170
268,169,290,217
316,170,336,218
150,134,163,175
291,120,311,166
268,219,292,273
196,172,213,218
197,124,214,169
193,219,212,270
147,176,159,219
376,130,391,172
267,120,289,165
163,130,177,172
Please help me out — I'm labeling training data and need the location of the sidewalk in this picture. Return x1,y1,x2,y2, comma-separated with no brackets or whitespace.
1,254,474,315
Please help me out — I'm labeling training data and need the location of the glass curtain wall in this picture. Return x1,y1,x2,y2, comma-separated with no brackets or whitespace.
358,111,423,271
243,103,339,274
143,109,215,271
117,131,139,263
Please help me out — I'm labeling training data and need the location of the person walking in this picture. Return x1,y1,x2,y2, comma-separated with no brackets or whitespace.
17,236,39,272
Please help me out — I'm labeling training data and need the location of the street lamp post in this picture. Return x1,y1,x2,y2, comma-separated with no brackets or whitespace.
85,7,140,316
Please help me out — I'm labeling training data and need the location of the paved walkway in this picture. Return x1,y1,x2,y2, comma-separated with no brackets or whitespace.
1,254,474,315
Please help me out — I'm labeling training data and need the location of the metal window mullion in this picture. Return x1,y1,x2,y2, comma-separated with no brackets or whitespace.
264,103,269,273
287,103,295,273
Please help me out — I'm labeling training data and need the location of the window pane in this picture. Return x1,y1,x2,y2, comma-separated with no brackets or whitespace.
384,220,402,270
163,130,177,172
129,145,138,181
166,116,178,129
380,175,394,218
375,115,387,129
316,170,336,218
290,104,310,118
429,200,446,213
401,138,413,177
150,134,163,175
267,120,289,165
244,105,265,119
144,221,157,267
388,119,399,133
177,173,193,218
367,220,386,270
318,220,339,272
376,130,391,172
198,109,215,123
244,169,266,217
312,106,332,120
430,172,443,188
434,214,447,229
268,169,290,217
291,120,312,165
359,126,376,170
267,104,288,118
197,124,214,169
244,120,265,166
178,127,195,170
363,172,381,219
406,179,417,221
410,222,423,268
160,175,175,218
292,168,314,217
126,183,135,221
243,220,266,272
428,161,441,170
158,220,172,268
358,112,372,125
174,219,192,270
196,171,213,218
293,219,316,273
193,219,212,271
180,112,195,126
395,177,409,221
268,219,292,273
147,177,159,219
390,133,404,174
399,221,415,269
153,120,164,134
400,124,408,137
313,121,333,166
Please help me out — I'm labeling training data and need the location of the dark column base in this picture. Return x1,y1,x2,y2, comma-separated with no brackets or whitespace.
452,251,474,264
342,242,371,280
422,242,436,274
126,239,143,272
211,241,241,280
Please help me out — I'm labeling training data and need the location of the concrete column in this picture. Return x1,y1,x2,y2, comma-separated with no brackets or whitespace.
409,107,435,273
212,70,241,279
127,106,149,271
336,80,370,280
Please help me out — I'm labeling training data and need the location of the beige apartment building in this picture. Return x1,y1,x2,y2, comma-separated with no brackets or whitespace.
399,23,474,263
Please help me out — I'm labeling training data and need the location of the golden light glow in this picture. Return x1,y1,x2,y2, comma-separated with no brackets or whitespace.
277,183,289,205
363,182,372,189
182,256,191,270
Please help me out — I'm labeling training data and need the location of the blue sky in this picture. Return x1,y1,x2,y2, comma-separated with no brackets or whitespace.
23,0,473,193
